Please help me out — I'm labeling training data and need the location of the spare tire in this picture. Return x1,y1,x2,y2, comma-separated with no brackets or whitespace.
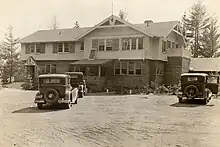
184,85,199,98
44,88,60,104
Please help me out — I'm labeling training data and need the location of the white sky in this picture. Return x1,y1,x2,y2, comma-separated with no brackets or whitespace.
0,0,219,40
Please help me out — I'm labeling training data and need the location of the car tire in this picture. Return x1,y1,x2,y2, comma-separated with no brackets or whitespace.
37,103,43,109
44,88,60,104
184,85,199,98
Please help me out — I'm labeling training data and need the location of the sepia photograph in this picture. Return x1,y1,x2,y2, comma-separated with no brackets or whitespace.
0,0,220,146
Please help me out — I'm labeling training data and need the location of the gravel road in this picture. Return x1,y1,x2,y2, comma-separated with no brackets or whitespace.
0,88,220,147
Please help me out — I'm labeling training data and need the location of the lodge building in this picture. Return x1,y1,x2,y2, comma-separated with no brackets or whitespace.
20,15,191,92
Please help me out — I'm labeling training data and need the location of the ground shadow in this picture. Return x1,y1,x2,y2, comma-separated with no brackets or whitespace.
170,99,215,108
12,105,66,113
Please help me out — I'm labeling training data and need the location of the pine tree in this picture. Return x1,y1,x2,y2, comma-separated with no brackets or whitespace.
0,26,20,83
183,2,211,57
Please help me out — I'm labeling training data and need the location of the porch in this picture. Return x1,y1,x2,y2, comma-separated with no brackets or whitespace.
70,59,113,92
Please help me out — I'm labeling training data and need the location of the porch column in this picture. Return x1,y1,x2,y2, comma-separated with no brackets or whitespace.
98,65,101,77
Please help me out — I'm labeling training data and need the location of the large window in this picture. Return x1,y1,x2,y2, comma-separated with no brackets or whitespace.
80,42,84,51
30,44,35,53
128,62,135,75
106,39,113,51
36,44,41,53
114,62,120,75
121,61,127,75
58,43,69,52
98,39,105,51
114,61,142,76
135,62,142,75
131,38,136,50
58,43,63,52
45,64,57,74
138,38,143,49
122,38,130,50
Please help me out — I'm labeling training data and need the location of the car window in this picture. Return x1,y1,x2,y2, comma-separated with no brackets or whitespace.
188,77,198,82
42,78,60,84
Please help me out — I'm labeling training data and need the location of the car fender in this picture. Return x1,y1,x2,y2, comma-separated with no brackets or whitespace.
72,88,78,101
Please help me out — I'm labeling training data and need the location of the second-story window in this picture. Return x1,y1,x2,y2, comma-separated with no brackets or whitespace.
106,39,113,51
64,43,69,52
131,38,136,50
138,38,143,49
98,39,105,51
58,43,69,52
26,43,45,54
122,38,130,50
58,43,63,52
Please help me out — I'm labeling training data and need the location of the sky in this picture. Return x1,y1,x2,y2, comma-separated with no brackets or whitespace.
0,0,219,41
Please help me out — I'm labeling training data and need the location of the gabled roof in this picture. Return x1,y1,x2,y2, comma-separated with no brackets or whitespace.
75,15,154,40
20,27,91,43
190,58,220,72
20,15,181,43
134,21,179,37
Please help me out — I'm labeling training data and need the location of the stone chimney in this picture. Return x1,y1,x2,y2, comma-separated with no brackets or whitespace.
144,20,153,26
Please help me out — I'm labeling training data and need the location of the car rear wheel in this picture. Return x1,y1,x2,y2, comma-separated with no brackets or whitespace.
37,103,43,109
184,85,199,99
44,88,60,104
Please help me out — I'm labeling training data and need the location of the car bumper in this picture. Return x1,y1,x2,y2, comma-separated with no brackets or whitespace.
34,95,45,103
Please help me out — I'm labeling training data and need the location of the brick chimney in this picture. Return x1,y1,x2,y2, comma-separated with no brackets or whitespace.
144,20,153,26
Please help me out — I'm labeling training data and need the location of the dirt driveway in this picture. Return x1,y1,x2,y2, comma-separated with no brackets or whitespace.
1,88,220,147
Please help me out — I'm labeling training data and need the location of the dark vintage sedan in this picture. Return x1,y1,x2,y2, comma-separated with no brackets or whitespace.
34,74,79,109
177,73,219,104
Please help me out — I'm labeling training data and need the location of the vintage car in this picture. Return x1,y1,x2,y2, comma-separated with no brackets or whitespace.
65,72,87,98
34,74,79,109
177,73,219,104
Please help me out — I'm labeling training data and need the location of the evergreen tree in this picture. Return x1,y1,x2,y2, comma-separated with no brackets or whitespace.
0,26,20,83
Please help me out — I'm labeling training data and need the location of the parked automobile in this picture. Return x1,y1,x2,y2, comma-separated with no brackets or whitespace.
34,74,79,109
177,73,219,104
65,72,87,98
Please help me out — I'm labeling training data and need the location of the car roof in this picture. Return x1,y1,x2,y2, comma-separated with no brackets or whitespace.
65,72,83,75
39,74,70,78
181,73,208,77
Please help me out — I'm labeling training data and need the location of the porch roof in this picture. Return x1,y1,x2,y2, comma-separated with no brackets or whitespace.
71,59,111,65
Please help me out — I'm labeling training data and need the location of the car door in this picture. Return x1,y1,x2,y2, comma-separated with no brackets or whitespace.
206,76,219,94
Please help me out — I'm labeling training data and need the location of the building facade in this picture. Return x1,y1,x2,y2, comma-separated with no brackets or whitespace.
20,15,191,91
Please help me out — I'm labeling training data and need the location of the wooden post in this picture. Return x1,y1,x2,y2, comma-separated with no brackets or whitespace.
98,65,101,77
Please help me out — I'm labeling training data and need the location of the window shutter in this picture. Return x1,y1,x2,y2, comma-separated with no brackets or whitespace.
25,44,30,54
69,42,75,53
92,39,98,50
40,43,45,53
53,43,58,53
112,39,119,51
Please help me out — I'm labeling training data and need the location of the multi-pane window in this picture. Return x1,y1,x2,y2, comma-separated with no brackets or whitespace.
131,38,136,50
51,64,56,73
45,64,56,74
114,61,142,76
167,41,171,49
64,43,69,52
106,39,113,51
135,62,142,75
121,61,127,75
138,38,143,49
58,43,63,52
98,39,105,51
128,62,135,75
36,44,41,53
114,62,120,75
122,38,130,50
30,44,35,53
45,64,51,74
